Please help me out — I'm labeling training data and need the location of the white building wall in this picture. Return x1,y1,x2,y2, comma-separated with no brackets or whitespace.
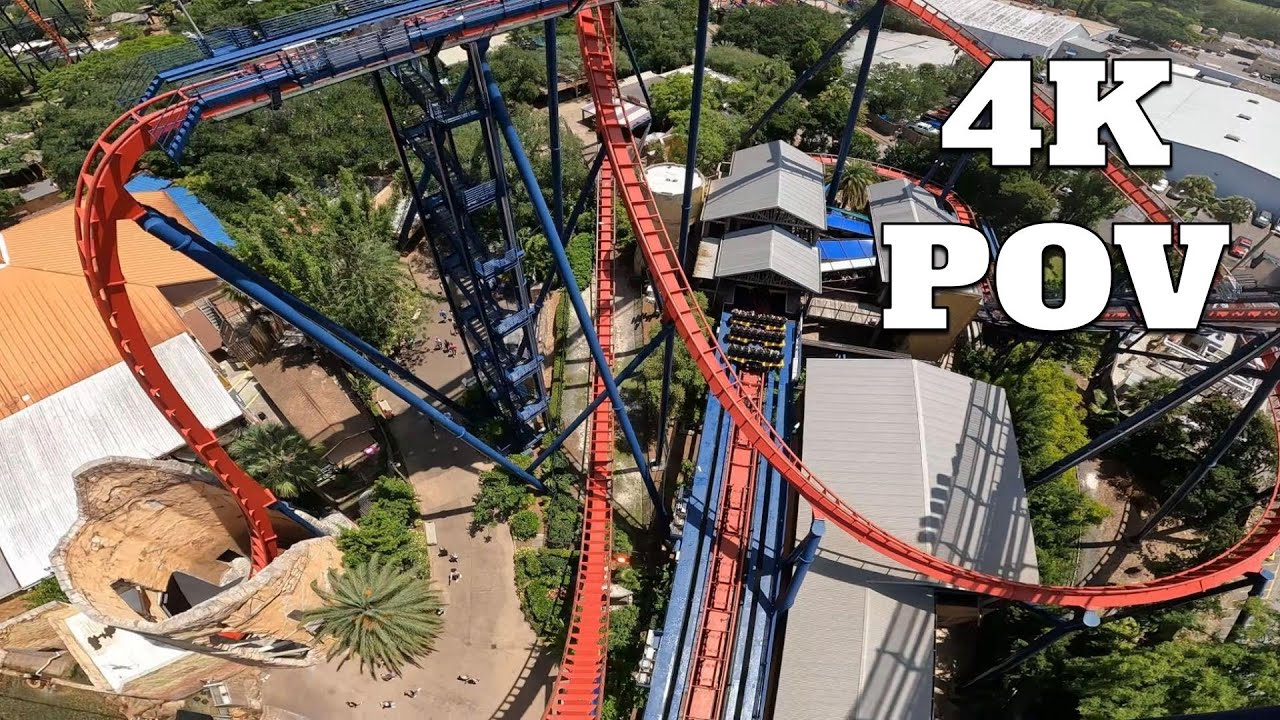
1166,142,1280,215
960,23,1088,59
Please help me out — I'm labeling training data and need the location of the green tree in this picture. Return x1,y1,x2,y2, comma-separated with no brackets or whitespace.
231,170,418,352
829,159,879,212
510,509,540,541
24,576,68,608
1213,195,1257,224
0,64,25,109
304,555,443,675
472,455,536,529
227,422,325,499
715,4,846,93
1057,171,1127,228
488,45,546,105
337,476,427,574
864,63,947,122
617,0,697,73
1171,175,1217,216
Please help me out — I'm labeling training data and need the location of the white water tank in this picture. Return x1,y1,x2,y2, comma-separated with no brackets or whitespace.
642,163,706,275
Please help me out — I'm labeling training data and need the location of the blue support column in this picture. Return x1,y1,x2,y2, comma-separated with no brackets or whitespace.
481,55,669,525
545,18,563,234
528,324,674,472
656,0,711,463
777,519,825,613
139,209,547,493
828,0,885,208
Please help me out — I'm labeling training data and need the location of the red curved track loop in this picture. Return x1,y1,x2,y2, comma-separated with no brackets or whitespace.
682,371,764,720
576,6,1280,608
73,89,282,571
541,132,618,717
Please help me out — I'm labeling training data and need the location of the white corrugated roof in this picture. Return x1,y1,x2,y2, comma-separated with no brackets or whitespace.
703,141,828,230
774,359,1038,720
930,0,1082,48
1140,75,1280,182
713,225,823,294
0,334,243,588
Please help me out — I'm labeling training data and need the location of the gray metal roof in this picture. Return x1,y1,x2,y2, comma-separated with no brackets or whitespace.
0,334,243,589
712,225,822,294
774,359,1038,720
868,179,959,283
701,141,828,230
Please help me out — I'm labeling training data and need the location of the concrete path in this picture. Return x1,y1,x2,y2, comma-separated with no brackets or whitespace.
262,265,553,720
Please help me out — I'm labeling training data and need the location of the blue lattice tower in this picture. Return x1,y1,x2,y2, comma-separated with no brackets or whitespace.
384,48,549,445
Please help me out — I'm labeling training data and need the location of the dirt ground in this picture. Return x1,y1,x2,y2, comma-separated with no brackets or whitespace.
1074,459,1201,586
261,264,553,720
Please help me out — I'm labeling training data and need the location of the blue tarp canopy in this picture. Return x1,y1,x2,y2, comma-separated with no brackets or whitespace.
126,174,236,247
817,238,877,273
824,209,873,238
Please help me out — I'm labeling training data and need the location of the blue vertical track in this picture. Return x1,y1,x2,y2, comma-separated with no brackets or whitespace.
385,49,550,445
828,0,885,207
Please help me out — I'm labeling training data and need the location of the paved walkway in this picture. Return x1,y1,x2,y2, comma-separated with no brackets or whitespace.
262,267,553,720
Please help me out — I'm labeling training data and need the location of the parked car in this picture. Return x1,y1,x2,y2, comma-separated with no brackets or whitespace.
1254,209,1274,228
1150,177,1169,193
1229,235,1254,258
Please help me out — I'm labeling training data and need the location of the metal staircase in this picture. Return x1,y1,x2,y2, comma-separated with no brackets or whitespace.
388,51,549,443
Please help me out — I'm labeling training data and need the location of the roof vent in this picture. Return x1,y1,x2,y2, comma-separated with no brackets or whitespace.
1238,113,1253,120
1248,98,1261,104
1225,134,1241,141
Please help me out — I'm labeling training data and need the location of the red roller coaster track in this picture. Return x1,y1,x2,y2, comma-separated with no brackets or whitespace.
576,2,1280,609
14,0,73,62
681,370,764,720
541,114,619,719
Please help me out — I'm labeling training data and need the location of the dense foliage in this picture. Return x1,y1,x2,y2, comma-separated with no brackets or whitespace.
304,554,443,675
24,576,68,608
337,476,430,575
227,422,326,499
230,169,419,352
510,509,541,541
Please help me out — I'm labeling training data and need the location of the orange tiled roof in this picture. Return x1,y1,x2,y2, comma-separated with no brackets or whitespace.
0,192,220,418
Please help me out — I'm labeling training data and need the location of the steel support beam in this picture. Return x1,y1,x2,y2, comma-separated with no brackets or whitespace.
614,9,651,110
1226,570,1275,642
1129,362,1280,543
533,145,606,316
827,0,884,208
545,18,563,234
482,55,669,524
740,3,881,147
960,610,1100,690
1027,330,1280,489
138,209,546,492
527,324,675,472
777,519,825,613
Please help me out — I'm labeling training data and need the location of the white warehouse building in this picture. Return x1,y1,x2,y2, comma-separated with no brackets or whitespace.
929,0,1113,59
1140,75,1280,215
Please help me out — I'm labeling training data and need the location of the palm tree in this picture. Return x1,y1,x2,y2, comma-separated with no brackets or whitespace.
304,555,444,675
834,160,880,212
227,422,325,499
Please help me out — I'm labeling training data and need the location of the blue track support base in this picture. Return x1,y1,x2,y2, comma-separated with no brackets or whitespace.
138,208,547,493
777,519,825,613
480,50,670,527
272,500,327,537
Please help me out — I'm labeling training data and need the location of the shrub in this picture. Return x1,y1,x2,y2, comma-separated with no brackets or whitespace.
510,510,540,541
24,576,68,608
